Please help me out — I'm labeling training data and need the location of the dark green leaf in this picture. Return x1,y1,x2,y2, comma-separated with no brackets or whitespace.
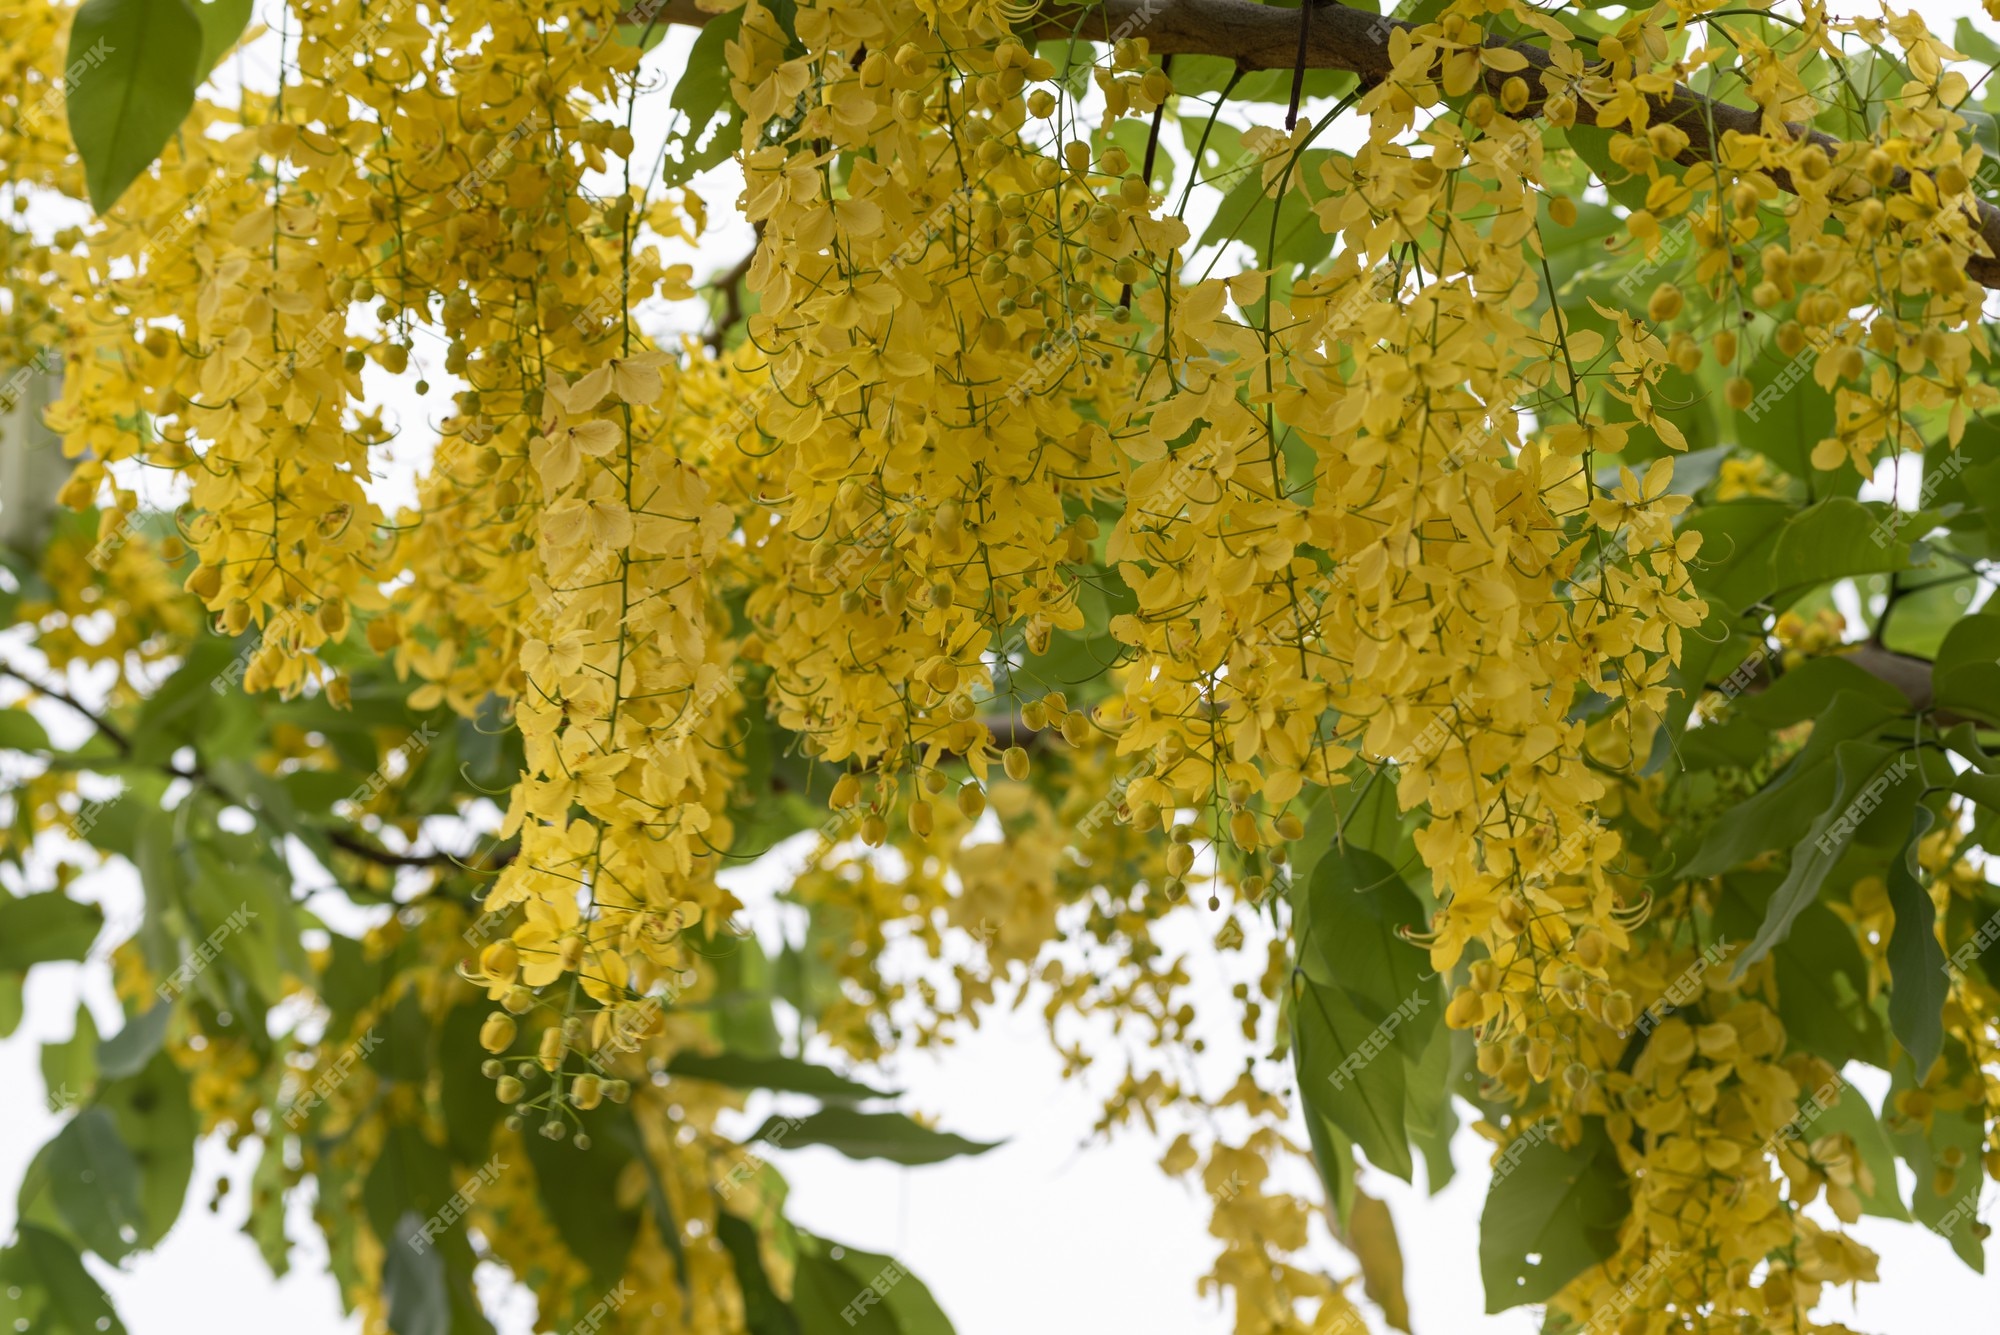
96,1051,195,1248
1885,806,1948,1072
1291,973,1413,1182
384,1213,452,1335
1478,1120,1627,1312
716,1211,801,1335
750,1108,998,1165
668,1050,894,1102
1733,742,1913,979
1931,613,2000,723
0,1224,127,1335
65,0,207,213
1769,498,1916,597
524,1112,642,1290
791,1233,955,1335
47,1107,144,1260
1297,844,1437,1060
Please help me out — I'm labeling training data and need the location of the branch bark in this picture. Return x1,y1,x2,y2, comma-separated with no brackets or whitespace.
645,0,2000,286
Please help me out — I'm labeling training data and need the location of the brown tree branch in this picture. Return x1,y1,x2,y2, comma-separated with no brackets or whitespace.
642,0,2000,286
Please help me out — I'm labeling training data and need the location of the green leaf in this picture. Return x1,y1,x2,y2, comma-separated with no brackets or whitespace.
0,972,21,1039
750,1108,999,1165
96,1051,195,1249
1733,742,1913,979
716,1212,801,1335
65,0,207,214
243,1133,293,1277
1297,845,1437,1060
1302,1106,1358,1231
47,1107,145,1260
384,1213,452,1335
791,1234,955,1335
1291,973,1413,1182
0,892,103,972
0,1225,128,1335
1887,1062,1987,1272
667,1050,894,1102
1683,500,1791,611
1885,806,1949,1072
1726,359,1838,483
1931,613,2000,723
190,0,252,76
1769,498,1916,598
41,1005,99,1109
1404,1018,1461,1195
1478,1120,1627,1312
0,707,51,752
524,1113,642,1290
96,1002,172,1080
663,12,745,188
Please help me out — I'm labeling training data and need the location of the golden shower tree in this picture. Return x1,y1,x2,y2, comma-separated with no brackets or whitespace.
1,0,1998,1329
